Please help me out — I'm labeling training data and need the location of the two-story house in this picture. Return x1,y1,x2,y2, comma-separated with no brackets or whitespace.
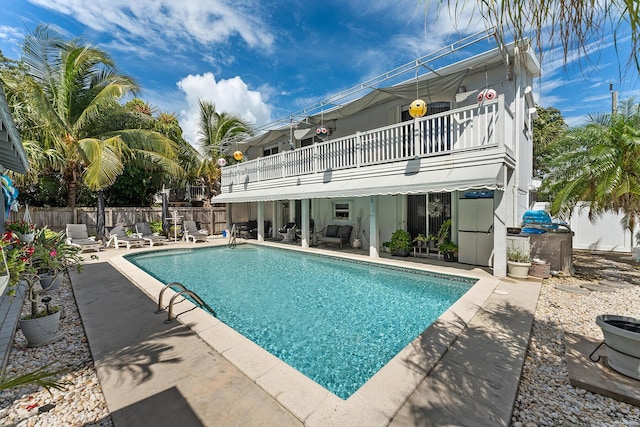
214,39,541,277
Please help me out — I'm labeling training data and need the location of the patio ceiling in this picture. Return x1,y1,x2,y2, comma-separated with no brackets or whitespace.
214,163,504,203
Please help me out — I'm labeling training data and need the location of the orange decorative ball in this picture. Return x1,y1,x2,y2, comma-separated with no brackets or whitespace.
233,151,243,161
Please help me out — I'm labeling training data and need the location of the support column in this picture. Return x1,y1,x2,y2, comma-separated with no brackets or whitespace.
301,199,310,248
275,201,283,239
257,201,265,242
225,204,232,233
493,187,508,277
369,196,379,258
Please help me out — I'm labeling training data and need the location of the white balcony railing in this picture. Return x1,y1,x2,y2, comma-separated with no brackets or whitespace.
222,97,511,187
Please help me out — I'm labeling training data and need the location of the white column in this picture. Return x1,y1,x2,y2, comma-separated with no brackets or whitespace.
493,176,509,277
257,201,265,242
301,199,310,248
369,196,379,258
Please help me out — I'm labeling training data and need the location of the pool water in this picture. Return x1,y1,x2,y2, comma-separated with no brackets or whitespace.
126,245,475,399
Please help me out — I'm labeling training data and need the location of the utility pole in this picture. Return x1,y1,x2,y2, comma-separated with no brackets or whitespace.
610,82,618,115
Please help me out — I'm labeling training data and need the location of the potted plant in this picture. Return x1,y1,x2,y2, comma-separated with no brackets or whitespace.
17,228,83,346
33,229,82,291
438,241,458,261
506,247,531,279
382,241,390,253
413,233,429,257
389,229,412,256
5,220,36,243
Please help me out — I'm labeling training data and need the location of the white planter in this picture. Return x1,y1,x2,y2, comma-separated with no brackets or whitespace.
19,310,64,347
596,314,640,380
352,238,362,249
507,261,531,279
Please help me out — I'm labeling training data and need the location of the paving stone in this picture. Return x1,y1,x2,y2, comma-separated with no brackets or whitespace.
599,280,635,289
580,283,617,292
555,285,591,295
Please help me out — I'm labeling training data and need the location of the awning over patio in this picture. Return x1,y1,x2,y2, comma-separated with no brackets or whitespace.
213,163,504,203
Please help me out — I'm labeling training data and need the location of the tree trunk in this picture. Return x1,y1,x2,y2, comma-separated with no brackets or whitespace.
96,190,105,240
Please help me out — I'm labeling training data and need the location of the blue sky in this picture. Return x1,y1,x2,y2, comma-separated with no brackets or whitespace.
0,0,638,145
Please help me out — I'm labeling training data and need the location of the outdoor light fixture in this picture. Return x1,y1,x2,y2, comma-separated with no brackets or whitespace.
41,296,52,315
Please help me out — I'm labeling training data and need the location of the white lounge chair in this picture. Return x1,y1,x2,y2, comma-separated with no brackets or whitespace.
182,221,209,243
105,225,145,249
135,222,169,247
65,224,102,252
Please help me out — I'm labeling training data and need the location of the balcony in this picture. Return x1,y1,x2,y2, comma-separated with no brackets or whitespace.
217,97,516,202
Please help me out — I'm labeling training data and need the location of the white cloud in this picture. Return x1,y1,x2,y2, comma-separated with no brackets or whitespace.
176,72,272,146
27,0,275,54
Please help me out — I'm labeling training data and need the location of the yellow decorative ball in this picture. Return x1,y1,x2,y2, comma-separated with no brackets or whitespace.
409,99,427,118
233,151,243,161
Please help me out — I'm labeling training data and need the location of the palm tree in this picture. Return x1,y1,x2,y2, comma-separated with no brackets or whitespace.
4,25,183,208
196,100,252,197
443,0,639,72
542,98,640,233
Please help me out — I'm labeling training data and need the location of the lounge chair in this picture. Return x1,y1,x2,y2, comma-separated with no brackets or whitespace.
135,222,169,247
105,225,145,249
182,220,209,243
317,225,353,248
65,224,102,252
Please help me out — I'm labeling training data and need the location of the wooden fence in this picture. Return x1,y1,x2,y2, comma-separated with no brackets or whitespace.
8,206,228,236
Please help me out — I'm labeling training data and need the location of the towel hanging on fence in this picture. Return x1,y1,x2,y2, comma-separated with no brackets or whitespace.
0,174,19,219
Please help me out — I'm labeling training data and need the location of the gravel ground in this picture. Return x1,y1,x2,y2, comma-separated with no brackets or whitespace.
1,251,640,426
512,250,640,427
0,276,112,427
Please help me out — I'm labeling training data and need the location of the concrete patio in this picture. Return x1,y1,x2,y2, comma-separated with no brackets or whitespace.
68,238,541,426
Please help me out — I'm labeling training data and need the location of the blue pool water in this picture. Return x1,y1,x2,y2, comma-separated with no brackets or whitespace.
126,245,475,399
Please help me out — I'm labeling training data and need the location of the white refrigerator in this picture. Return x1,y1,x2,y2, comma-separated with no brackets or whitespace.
458,198,494,266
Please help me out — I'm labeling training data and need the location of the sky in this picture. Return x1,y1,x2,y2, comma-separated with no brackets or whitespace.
0,0,638,146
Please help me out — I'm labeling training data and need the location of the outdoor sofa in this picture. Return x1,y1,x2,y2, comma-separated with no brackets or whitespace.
317,225,352,248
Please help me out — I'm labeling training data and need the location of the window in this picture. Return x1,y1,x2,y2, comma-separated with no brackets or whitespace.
263,145,278,156
333,202,351,220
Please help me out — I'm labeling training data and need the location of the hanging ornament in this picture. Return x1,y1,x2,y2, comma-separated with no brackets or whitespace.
485,89,497,100
409,99,427,118
477,89,487,103
427,200,443,217
233,151,243,161
315,127,329,139
217,158,227,167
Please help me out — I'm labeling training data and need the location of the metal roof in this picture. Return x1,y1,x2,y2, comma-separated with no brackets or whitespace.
0,82,29,174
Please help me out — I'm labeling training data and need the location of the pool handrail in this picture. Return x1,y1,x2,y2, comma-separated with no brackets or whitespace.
156,282,217,323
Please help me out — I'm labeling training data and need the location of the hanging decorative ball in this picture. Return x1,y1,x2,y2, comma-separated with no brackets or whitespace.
233,151,243,161
217,158,227,167
315,127,329,139
485,89,497,101
408,99,427,118
477,89,487,103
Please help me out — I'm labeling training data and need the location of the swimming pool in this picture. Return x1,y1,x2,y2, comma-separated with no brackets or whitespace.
126,245,476,399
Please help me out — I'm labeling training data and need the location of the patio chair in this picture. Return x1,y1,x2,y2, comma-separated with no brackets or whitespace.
105,225,145,249
135,222,169,247
317,225,352,248
65,224,102,252
278,222,297,242
182,220,209,243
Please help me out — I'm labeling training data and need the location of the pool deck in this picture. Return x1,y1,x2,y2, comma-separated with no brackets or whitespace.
70,237,541,426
